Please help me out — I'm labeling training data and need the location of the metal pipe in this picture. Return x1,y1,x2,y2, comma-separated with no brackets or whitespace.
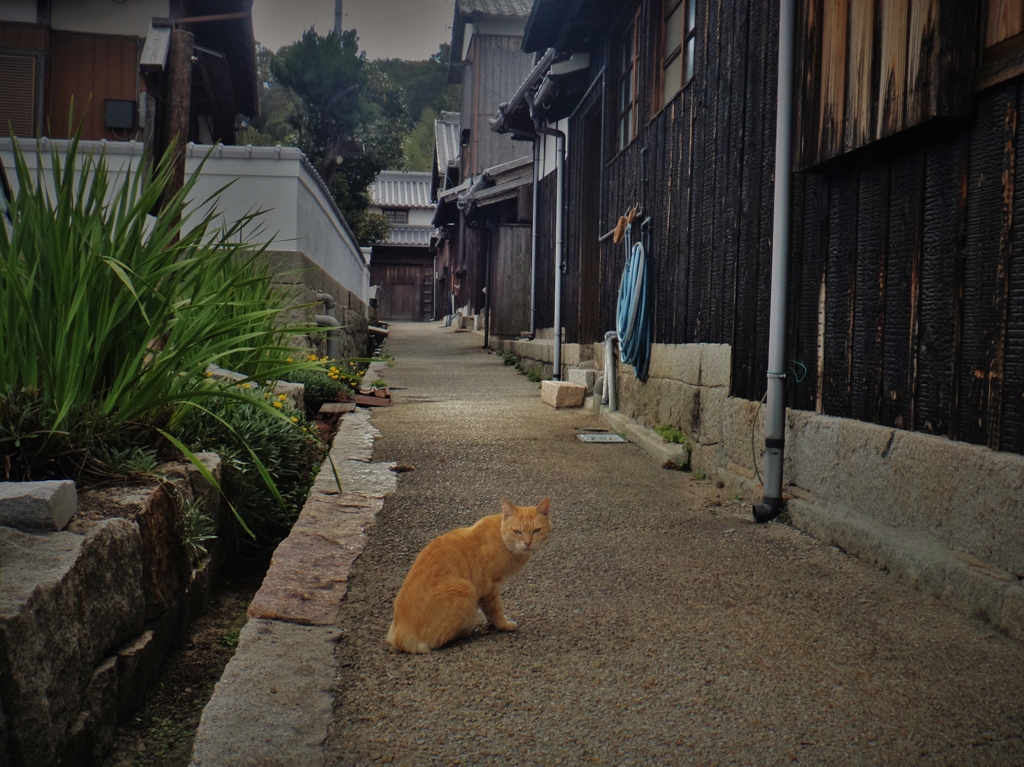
316,314,341,361
554,131,564,380
603,331,618,411
753,0,796,524
528,138,540,339
527,84,565,380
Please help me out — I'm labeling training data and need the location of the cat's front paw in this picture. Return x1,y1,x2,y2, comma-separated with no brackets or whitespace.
495,617,518,631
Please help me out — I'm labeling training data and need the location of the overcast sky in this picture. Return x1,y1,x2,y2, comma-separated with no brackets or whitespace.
252,0,455,61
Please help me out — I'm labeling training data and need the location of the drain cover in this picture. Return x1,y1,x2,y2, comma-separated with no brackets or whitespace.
577,433,628,443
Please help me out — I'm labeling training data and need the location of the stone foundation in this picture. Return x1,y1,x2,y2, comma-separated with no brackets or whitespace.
0,457,224,766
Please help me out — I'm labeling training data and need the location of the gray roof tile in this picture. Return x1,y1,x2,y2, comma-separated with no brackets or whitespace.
372,171,433,208
457,0,532,18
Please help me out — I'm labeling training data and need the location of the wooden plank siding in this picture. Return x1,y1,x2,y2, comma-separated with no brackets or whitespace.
0,22,47,50
47,31,141,141
490,224,533,336
796,0,978,170
547,0,1024,455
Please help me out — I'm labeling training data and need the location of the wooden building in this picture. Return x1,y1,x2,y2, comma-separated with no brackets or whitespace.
490,0,1024,636
430,0,536,323
0,0,257,145
369,170,436,321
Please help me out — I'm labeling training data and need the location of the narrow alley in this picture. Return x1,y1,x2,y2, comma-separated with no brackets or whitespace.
326,321,1024,766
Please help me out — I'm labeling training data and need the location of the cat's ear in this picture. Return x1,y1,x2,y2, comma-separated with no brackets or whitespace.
501,498,516,519
535,498,550,516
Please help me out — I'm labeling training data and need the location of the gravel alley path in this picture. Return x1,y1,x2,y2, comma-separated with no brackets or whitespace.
325,321,1024,766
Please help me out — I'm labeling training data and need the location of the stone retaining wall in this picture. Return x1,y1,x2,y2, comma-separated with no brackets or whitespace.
0,457,224,767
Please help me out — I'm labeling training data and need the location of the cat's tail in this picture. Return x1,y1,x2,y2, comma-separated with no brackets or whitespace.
387,621,431,654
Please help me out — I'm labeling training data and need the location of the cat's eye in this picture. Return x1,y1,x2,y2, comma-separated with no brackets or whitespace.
513,529,522,535
533,528,542,534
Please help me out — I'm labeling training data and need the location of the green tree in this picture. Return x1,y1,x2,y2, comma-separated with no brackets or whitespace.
404,107,437,172
270,28,406,244
376,44,461,126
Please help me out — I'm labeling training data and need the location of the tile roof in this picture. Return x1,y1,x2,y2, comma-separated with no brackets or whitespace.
434,111,461,174
372,171,433,209
457,0,532,17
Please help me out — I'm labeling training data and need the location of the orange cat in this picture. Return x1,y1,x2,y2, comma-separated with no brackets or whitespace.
387,498,551,653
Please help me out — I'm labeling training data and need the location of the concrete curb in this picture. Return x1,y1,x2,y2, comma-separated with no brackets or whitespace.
190,362,395,767
601,409,690,469
787,498,1024,642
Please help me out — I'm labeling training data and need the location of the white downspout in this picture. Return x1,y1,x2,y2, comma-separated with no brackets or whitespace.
754,0,796,523
552,130,565,380
529,138,540,339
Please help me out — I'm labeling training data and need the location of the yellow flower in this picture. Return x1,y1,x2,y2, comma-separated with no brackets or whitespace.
273,401,283,409
204,370,214,377
242,383,251,389
278,393,288,401
290,416,299,423
286,357,293,363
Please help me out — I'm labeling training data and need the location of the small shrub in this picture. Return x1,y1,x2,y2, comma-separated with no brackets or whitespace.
175,388,327,547
500,351,517,366
179,499,216,570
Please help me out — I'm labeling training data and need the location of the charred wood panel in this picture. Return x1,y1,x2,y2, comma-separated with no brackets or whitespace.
732,0,771,398
850,158,889,424
959,83,1017,448
752,0,780,401
822,166,859,417
916,123,968,437
1005,85,1024,454
881,139,925,430
790,172,827,412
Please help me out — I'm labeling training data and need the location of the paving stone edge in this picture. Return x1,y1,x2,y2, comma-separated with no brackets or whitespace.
190,362,394,767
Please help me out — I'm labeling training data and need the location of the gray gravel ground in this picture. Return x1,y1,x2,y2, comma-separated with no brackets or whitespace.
325,321,1024,766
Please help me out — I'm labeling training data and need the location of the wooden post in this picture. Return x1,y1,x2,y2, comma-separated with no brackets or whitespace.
161,28,194,215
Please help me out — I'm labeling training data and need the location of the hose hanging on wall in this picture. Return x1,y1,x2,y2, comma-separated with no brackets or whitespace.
615,218,651,381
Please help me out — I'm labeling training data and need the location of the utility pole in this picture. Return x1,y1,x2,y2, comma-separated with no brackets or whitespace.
162,28,194,216
334,0,343,34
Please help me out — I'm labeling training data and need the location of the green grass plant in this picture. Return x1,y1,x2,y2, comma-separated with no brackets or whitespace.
0,133,315,486
175,388,326,546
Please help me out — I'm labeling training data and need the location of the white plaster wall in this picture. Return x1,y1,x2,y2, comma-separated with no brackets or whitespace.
50,0,169,38
408,208,433,226
0,138,369,307
0,0,37,23
538,117,569,179
295,167,369,304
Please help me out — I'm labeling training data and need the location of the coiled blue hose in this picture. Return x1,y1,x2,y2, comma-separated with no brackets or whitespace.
615,224,651,381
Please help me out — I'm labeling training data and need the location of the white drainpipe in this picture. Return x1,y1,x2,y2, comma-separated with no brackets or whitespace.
754,0,796,523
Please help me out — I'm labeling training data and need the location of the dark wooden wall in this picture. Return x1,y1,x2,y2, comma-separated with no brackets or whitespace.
552,0,1024,456
370,249,434,321
490,224,532,336
534,171,558,330
787,84,1024,455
